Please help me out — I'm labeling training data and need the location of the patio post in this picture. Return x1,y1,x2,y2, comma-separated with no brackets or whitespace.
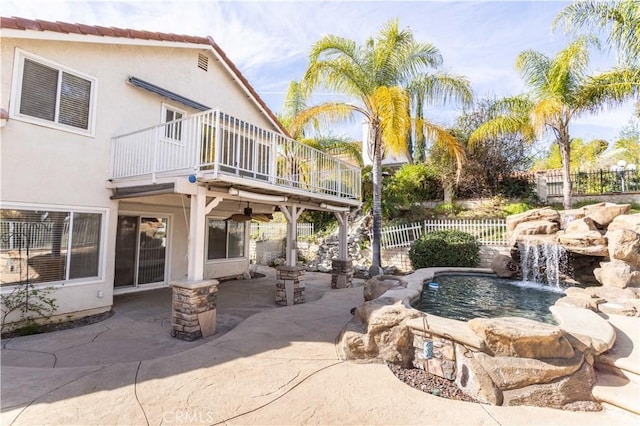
279,204,305,267
331,211,353,289
187,185,207,280
277,204,306,306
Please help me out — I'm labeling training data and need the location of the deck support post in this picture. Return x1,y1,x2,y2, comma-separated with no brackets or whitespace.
279,204,305,306
187,185,207,281
331,211,353,289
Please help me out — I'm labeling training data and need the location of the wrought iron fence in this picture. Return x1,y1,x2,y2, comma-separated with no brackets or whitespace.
546,168,640,196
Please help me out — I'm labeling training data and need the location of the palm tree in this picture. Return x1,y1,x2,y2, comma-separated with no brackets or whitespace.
471,36,639,209
553,0,640,66
292,19,466,272
408,73,473,164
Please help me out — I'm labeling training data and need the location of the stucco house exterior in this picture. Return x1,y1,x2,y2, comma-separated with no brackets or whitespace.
0,17,360,330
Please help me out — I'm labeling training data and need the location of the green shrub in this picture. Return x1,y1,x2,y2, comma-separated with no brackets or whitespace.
433,202,462,216
387,163,443,204
409,230,480,269
503,202,533,215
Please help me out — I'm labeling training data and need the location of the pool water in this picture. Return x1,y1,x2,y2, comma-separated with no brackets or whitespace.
412,274,567,324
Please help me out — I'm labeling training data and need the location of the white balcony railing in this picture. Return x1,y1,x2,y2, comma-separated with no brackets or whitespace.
110,109,361,200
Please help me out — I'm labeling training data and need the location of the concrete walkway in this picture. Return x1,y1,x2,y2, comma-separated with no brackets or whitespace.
1,267,637,425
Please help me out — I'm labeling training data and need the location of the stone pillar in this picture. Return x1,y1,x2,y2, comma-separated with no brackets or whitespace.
276,266,305,306
536,171,548,203
331,258,353,289
171,279,218,341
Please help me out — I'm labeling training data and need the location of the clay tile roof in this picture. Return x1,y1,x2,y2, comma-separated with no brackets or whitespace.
94,25,117,37
58,21,82,34
35,19,61,32
0,17,19,30
0,16,288,136
78,23,100,36
15,17,41,31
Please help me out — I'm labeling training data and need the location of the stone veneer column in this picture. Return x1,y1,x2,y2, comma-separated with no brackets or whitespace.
171,279,218,341
331,258,353,289
276,266,305,306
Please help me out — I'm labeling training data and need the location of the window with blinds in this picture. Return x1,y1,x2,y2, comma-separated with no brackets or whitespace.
206,219,245,260
13,51,96,134
0,208,103,287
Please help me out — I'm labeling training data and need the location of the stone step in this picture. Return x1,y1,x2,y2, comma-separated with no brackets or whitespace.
592,371,640,415
599,314,640,376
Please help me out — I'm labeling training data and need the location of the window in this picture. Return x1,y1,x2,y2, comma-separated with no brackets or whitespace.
162,104,185,141
11,50,96,134
207,219,245,260
0,208,103,286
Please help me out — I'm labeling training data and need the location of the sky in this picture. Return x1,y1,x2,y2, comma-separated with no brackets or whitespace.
3,0,637,149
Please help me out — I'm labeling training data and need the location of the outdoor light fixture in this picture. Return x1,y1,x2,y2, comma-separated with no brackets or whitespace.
320,203,350,212
610,160,637,192
227,187,288,203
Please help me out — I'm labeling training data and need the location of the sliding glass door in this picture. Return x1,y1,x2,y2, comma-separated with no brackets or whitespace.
114,215,168,288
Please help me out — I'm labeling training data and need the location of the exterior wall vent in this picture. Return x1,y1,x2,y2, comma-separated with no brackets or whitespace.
198,53,208,71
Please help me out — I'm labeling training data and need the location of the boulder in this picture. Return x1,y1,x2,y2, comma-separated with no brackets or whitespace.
510,221,559,246
363,275,407,301
583,202,630,228
339,297,422,367
606,229,640,269
564,217,599,233
468,317,575,359
556,288,605,311
490,254,520,278
608,213,640,234
558,208,586,229
454,344,503,405
598,301,639,317
474,351,584,390
586,285,640,302
506,207,560,233
502,361,596,408
550,306,616,355
553,296,598,311
556,230,608,257
593,260,640,288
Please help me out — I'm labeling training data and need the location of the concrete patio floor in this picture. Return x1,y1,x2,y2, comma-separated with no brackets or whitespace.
1,266,637,425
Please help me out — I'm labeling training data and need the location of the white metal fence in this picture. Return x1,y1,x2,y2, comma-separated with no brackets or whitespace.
249,222,314,241
380,219,507,249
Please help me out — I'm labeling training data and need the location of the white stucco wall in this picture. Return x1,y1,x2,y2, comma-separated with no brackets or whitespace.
0,34,280,322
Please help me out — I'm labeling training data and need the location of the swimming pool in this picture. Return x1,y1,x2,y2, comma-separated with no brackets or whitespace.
411,273,567,324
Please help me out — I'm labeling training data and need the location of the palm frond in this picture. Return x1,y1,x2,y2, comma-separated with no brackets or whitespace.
422,121,465,180
552,0,640,66
516,50,552,96
575,67,640,112
289,103,361,137
371,85,411,156
409,72,473,107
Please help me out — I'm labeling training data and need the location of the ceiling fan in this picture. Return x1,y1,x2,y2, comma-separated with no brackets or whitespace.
227,205,273,223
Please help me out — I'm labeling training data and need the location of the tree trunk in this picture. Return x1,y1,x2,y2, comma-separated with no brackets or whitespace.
371,126,383,275
405,102,414,163
415,97,426,163
558,137,572,210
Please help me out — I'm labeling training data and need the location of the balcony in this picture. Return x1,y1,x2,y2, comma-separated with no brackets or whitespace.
110,109,361,203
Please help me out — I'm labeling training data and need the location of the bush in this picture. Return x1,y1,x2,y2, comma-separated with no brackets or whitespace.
409,230,480,269
387,163,443,204
503,202,533,215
